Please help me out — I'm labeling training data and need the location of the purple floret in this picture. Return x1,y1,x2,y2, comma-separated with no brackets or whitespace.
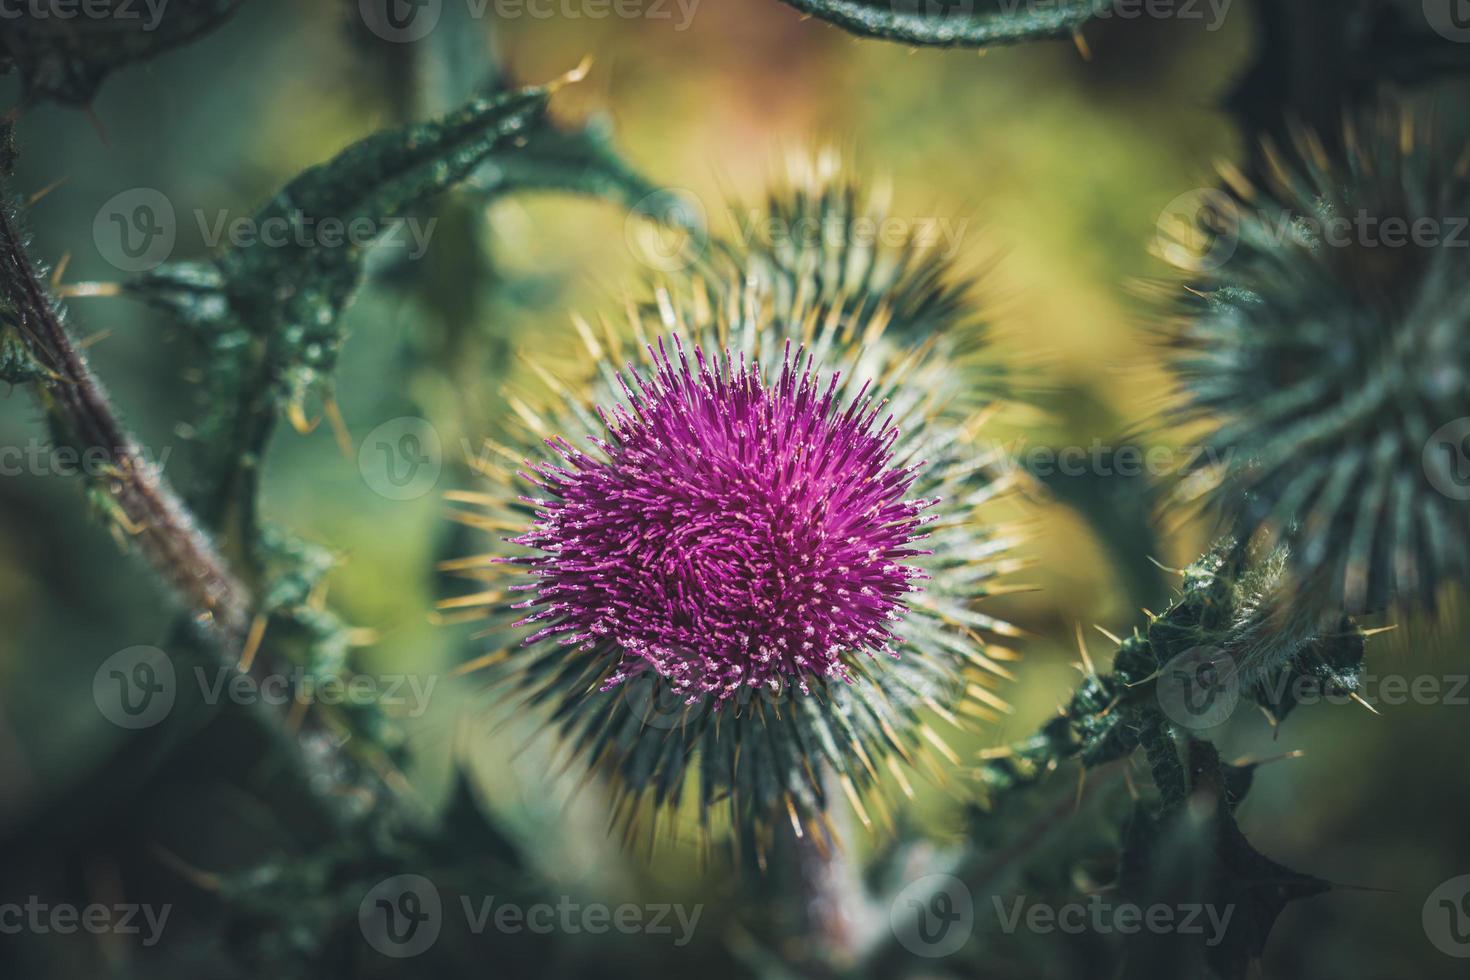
505,339,934,704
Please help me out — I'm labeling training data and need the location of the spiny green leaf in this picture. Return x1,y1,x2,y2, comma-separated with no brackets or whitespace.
1,0,241,107
777,0,1109,48
125,81,557,529
1120,739,1329,980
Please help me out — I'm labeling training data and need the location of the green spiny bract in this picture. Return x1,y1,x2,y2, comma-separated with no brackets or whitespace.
449,159,1019,859
728,149,980,343
953,544,1356,976
1168,107,1470,618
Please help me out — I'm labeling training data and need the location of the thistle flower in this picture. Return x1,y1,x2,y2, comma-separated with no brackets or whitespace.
446,160,1019,856
1166,107,1470,617
512,341,931,704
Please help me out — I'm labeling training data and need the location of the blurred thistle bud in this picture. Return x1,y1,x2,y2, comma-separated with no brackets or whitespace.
444,155,1020,859
1165,106,1470,618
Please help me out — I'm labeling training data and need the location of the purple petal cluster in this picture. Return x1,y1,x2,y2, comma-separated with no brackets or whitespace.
506,340,934,704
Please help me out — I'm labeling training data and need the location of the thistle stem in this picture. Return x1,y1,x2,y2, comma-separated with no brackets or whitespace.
0,184,357,837
793,772,868,970
0,196,251,646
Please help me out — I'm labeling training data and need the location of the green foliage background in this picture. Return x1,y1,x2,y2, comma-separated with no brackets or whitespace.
1,2,1468,977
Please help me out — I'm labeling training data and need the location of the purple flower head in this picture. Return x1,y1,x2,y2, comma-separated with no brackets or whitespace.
448,156,1016,848
507,339,936,705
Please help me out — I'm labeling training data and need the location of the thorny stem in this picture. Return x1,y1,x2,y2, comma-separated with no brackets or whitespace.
0,184,359,837
0,199,251,647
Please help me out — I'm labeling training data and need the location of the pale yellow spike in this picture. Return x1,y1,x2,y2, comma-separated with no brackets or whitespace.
958,702,1001,724
877,717,915,766
837,774,872,832
966,683,1012,713
886,755,915,800
435,554,507,571
1093,624,1124,646
1231,748,1305,768
1348,692,1381,716
286,400,319,435
1074,623,1098,679
919,725,960,766
961,644,1017,682
1146,555,1186,576
442,489,503,507
57,280,122,298
785,796,804,839
571,313,604,361
1216,160,1256,201
444,509,525,533
522,354,573,398
435,589,502,610
238,613,269,672
506,396,550,438
465,438,524,477
548,55,592,92
923,698,962,730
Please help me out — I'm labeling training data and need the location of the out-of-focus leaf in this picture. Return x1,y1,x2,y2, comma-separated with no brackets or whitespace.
777,0,1109,48
0,0,241,106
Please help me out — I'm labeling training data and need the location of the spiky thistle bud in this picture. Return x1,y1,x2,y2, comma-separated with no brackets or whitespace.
1166,106,1470,618
446,159,1019,857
